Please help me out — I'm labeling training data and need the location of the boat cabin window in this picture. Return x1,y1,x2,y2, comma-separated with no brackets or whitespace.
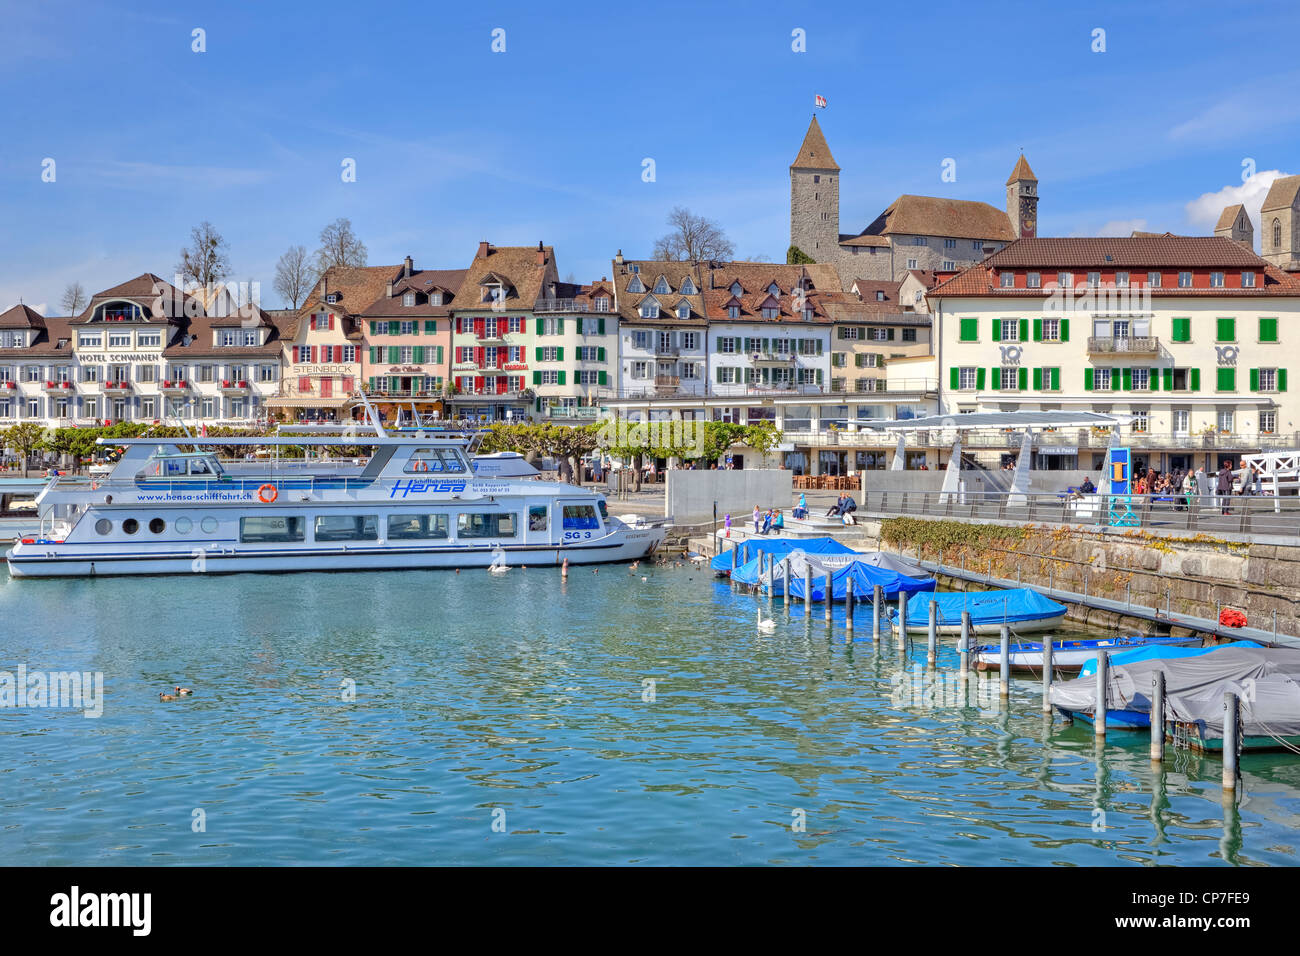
457,512,517,538
388,514,450,540
404,447,466,474
314,515,379,542
528,506,548,531
562,505,600,530
597,499,608,520
145,455,223,478
240,516,305,543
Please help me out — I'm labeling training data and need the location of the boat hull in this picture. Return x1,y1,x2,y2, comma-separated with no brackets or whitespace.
974,636,1200,672
902,613,1066,636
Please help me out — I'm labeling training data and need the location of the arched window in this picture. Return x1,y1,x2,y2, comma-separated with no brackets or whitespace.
1275,218,1283,248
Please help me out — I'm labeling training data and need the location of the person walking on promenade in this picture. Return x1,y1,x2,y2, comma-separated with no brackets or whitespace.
1216,461,1234,515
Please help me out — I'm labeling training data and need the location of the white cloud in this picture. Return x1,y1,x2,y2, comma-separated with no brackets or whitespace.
1096,218,1148,237
1184,170,1288,246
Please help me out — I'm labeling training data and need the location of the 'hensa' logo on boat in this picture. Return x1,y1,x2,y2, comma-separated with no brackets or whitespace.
390,479,468,497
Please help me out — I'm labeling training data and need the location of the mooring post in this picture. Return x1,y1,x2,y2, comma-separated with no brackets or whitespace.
1274,609,1278,641
824,571,833,624
845,577,855,633
1150,670,1165,763
897,592,909,648
1084,572,1089,599
782,557,791,616
1165,589,1171,618
1042,635,1053,715
960,611,971,678
1126,583,1131,608
1223,691,1239,792
804,562,812,614
1095,650,1109,738
927,599,938,665
999,624,1010,699
872,584,882,641
766,553,774,605
731,541,737,572
1049,566,1054,592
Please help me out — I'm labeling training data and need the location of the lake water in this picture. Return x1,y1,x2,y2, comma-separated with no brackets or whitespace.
1,561,1297,866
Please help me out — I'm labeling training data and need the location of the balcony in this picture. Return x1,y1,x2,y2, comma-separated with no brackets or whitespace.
160,380,191,392
542,405,600,420
1087,336,1159,356
43,380,75,392
102,380,133,390
751,350,796,367
0,382,15,391
533,298,591,313
653,345,681,358
220,379,251,393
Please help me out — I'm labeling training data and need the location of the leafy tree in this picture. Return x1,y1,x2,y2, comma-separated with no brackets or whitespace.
274,245,313,308
652,206,734,262
313,218,367,274
176,221,232,290
786,244,815,265
3,422,49,470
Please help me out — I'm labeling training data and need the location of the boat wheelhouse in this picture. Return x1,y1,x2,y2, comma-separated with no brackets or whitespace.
5,433,666,577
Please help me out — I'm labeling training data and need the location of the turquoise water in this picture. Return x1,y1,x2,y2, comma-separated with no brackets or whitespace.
1,562,1298,866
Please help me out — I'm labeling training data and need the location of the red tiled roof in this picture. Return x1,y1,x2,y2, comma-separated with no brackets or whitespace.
860,195,1015,242
790,116,839,171
0,304,47,329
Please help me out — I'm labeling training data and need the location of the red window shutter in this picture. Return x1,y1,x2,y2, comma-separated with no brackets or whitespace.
495,349,504,368
334,345,343,362
476,346,485,367
310,346,318,363
342,376,353,392
299,376,310,391
496,377,506,394
328,315,335,330
474,318,485,339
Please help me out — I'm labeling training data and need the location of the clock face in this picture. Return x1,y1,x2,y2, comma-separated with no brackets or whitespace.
1023,218,1036,236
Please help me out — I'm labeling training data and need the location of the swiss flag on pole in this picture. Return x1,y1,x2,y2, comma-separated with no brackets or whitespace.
814,94,827,108
200,423,208,438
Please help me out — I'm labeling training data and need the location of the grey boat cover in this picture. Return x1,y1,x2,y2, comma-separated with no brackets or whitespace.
1049,646,1300,738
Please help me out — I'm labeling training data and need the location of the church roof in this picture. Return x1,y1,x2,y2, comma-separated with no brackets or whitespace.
1261,175,1300,213
1005,154,1037,185
790,116,839,171
860,195,1015,242
1215,204,1247,232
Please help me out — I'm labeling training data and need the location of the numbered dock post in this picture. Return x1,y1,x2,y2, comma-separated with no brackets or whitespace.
959,611,971,678
824,571,833,624
804,562,812,614
782,558,791,616
927,599,938,665
1150,670,1165,763
872,585,882,641
999,624,1010,699
896,593,908,648
1223,691,1239,792
1042,635,1053,715
1095,650,1109,738
766,553,774,605
845,578,854,633
731,541,737,572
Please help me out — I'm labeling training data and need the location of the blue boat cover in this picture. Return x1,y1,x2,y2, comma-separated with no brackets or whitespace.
710,537,858,572
784,560,934,601
1076,639,1261,677
896,588,1067,626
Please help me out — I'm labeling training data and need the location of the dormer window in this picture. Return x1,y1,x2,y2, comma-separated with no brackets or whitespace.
627,276,645,294
875,291,885,301
803,307,814,321
729,282,743,296
761,306,779,319
640,298,660,319
594,296,610,312
767,283,780,296
325,292,340,305
676,302,690,319
680,277,696,295
403,293,415,307
653,276,671,295
430,292,444,306
728,306,740,319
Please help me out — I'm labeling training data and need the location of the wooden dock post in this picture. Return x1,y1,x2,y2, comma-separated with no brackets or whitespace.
927,599,937,665
999,625,1010,699
1223,691,1239,792
1095,650,1108,738
959,611,971,678
782,557,791,616
845,578,854,633
1042,635,1053,715
766,553,774,605
872,584,882,640
824,571,833,624
897,593,908,648
804,562,812,614
1150,670,1165,763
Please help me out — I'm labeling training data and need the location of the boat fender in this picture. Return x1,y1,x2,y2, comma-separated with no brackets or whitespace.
257,484,279,504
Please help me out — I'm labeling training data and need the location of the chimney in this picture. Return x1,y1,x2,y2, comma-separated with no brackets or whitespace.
614,249,624,266
386,280,394,298
477,240,490,258
537,241,546,266
404,255,413,278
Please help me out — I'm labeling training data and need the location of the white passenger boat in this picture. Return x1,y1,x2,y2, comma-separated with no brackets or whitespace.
4,429,666,578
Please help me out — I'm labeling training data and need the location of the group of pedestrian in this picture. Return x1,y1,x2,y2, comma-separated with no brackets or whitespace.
825,493,858,525
751,505,784,535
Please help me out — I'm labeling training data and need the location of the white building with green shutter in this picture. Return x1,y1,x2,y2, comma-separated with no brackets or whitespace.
932,236,1300,474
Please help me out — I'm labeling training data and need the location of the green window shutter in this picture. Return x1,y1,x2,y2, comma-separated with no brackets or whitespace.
424,320,436,334
990,367,1000,390
598,371,607,386
556,347,564,361
368,346,378,363
598,318,606,335
598,347,606,361
557,318,564,334
1172,318,1190,342
1250,368,1259,392
535,347,543,362
388,321,398,335
991,319,1001,342
1121,367,1132,390
1217,367,1235,391
716,366,724,383
1280,369,1288,392
536,318,544,335
1084,368,1093,391
1216,317,1235,342
1149,368,1159,391
387,346,400,364
959,318,978,341
816,369,824,384
418,346,429,363
1018,367,1028,391
390,376,400,392
1260,317,1278,342
1019,319,1029,342
371,320,383,335
368,377,375,391
1050,368,1060,391
437,346,444,364
950,367,960,390
886,329,894,341
1111,369,1121,391
975,368,986,390
1032,367,1042,390
1060,318,1069,342
532,371,541,385
744,367,754,384
1032,318,1042,341
1190,368,1201,391
1163,368,1174,391
557,370,565,385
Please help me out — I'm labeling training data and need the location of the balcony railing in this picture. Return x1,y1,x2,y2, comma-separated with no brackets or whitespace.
601,377,939,401
533,298,591,313
543,405,601,419
43,381,75,391
102,381,133,390
751,351,796,366
160,380,190,391
1087,336,1159,355
654,345,681,358
220,380,251,392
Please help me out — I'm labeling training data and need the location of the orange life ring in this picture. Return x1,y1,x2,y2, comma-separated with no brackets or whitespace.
257,484,278,503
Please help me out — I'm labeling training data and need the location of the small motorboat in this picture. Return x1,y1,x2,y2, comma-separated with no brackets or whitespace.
893,589,1068,635
973,634,1200,673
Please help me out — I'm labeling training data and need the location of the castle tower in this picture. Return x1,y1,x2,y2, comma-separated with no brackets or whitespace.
1006,154,1038,239
1214,203,1254,250
1260,175,1300,269
789,116,840,261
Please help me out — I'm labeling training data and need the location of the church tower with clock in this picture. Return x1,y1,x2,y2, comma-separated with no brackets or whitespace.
1006,155,1038,239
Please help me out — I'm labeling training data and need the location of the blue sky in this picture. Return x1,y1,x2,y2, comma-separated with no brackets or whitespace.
3,0,1300,313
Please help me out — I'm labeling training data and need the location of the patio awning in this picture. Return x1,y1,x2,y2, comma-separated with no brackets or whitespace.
856,410,1123,431
264,396,352,408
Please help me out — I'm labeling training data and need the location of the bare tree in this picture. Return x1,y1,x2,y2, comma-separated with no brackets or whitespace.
651,206,735,262
313,218,367,274
60,282,87,315
274,245,313,309
176,221,232,291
